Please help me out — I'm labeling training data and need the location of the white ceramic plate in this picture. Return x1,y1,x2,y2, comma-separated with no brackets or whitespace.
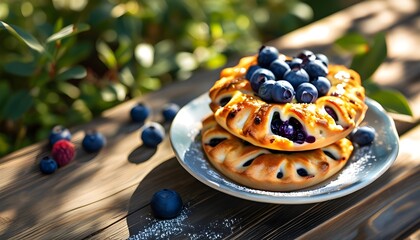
170,93,399,204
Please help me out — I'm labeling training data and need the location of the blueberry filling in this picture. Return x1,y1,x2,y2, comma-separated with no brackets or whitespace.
207,138,227,147
270,112,315,144
297,168,309,177
219,97,232,107
323,150,338,160
325,106,338,122
242,159,254,167
276,171,284,179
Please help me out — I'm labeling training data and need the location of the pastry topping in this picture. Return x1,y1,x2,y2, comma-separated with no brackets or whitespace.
245,47,333,104
323,150,338,160
276,171,284,179
324,106,338,122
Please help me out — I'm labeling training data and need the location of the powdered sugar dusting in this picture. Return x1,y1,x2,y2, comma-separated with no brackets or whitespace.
128,204,240,240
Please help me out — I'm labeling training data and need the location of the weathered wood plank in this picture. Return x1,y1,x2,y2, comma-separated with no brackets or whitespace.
0,0,419,239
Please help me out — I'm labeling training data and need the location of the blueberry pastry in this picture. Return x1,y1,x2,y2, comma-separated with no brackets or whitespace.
201,115,353,191
209,47,367,151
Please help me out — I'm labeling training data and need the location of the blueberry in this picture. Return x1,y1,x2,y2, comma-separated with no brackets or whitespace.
272,80,295,103
325,106,338,122
141,122,165,147
283,68,310,89
269,59,290,79
296,83,318,103
311,76,331,96
130,102,150,123
257,46,279,68
162,103,180,122
82,130,106,153
296,50,316,63
316,53,329,67
303,60,328,80
245,65,261,80
258,80,276,102
150,189,183,219
49,125,72,147
39,156,58,174
286,58,303,69
250,68,275,93
351,126,376,146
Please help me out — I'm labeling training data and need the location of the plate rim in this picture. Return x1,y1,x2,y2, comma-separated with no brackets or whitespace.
170,93,399,204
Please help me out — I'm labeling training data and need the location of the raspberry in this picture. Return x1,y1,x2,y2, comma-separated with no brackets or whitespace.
51,140,75,167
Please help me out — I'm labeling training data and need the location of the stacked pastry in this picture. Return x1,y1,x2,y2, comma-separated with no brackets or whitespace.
201,46,368,191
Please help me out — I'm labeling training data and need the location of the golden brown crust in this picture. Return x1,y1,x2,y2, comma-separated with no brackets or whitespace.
209,56,367,151
201,115,353,191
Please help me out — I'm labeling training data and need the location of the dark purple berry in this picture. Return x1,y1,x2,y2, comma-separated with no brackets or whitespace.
250,68,275,93
258,46,279,68
245,65,261,80
283,68,310,89
258,80,276,102
286,58,303,69
208,138,227,147
269,59,290,79
296,50,316,63
150,189,183,219
82,130,106,153
312,76,331,96
296,83,318,103
316,53,329,66
325,106,338,122
272,80,295,103
141,122,165,148
303,59,328,80
49,125,72,147
39,156,58,174
130,103,150,123
350,126,376,146
162,103,180,122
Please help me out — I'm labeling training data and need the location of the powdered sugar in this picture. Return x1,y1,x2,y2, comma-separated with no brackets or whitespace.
128,205,240,240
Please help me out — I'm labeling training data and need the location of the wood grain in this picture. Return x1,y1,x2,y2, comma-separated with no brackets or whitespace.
0,0,419,239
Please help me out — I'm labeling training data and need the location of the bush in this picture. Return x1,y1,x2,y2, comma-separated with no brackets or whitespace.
0,0,354,157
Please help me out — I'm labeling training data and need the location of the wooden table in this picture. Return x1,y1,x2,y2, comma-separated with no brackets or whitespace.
1,0,419,239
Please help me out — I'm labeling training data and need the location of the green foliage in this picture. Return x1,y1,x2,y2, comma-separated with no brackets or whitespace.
0,0,355,157
335,32,413,116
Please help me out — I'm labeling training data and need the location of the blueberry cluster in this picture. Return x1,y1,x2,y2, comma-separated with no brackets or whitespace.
271,112,315,144
40,126,107,174
247,46,331,104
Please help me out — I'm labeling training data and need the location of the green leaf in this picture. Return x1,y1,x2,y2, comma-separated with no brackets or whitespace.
3,60,36,77
97,41,118,69
56,65,87,81
350,32,387,81
46,23,90,43
335,32,369,54
57,82,81,99
115,36,133,67
369,88,413,116
0,21,44,53
2,90,34,120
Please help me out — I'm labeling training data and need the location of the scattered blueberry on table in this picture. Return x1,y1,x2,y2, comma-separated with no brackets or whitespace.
39,156,58,174
82,130,106,153
141,122,165,148
48,125,72,146
130,102,150,123
350,126,376,146
51,139,76,167
150,189,183,219
162,103,180,122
